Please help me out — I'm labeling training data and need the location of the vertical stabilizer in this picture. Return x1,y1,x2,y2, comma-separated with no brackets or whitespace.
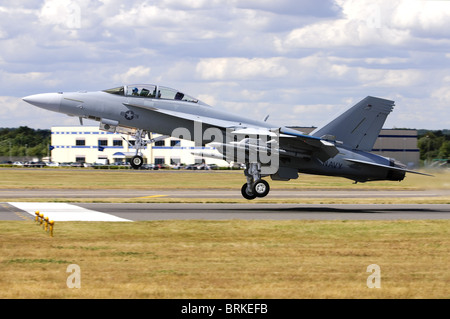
310,96,394,151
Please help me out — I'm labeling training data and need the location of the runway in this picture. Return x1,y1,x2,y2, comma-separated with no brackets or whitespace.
1,188,449,199
2,202,449,221
1,186,449,221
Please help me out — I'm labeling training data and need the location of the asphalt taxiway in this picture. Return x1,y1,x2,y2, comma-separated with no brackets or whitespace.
77,202,450,220
1,202,449,221
1,187,449,221
1,188,450,199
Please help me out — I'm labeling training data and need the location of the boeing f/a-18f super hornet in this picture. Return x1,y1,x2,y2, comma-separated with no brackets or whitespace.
23,84,430,199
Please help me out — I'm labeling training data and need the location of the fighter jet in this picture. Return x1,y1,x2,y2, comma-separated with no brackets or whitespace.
22,84,430,199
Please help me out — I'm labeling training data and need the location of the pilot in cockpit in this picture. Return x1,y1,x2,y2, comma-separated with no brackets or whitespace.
132,87,139,96
150,87,157,98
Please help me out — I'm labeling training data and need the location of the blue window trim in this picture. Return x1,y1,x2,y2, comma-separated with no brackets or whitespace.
372,149,419,152
378,135,418,138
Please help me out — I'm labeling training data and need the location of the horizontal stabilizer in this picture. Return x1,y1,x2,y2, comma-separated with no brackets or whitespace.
280,127,339,160
344,158,433,176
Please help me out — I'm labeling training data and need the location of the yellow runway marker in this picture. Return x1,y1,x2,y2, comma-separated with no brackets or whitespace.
135,195,168,199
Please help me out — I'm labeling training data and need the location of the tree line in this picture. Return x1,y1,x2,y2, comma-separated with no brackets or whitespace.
0,127,51,159
417,130,450,162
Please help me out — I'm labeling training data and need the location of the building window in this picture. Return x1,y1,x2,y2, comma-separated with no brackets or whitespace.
75,156,85,163
171,158,180,165
155,140,165,147
155,157,165,165
98,139,108,146
171,140,181,147
113,140,123,147
76,139,85,146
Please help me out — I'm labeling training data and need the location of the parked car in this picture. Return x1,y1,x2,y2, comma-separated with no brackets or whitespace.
46,162,60,167
24,161,46,168
141,164,157,170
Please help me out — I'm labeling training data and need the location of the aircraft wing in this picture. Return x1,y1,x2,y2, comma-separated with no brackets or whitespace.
125,101,339,162
344,158,433,176
124,102,245,129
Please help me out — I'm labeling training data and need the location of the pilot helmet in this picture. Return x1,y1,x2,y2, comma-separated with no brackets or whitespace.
133,87,138,93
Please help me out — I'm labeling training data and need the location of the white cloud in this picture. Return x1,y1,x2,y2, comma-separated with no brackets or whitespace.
161,0,224,10
0,96,75,129
277,0,450,52
113,66,152,84
0,0,449,129
0,70,61,93
39,0,82,29
390,0,450,36
235,0,342,17
431,86,450,104
357,69,423,88
196,58,289,80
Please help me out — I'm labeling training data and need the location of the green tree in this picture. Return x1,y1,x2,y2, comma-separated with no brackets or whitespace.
438,141,450,158
418,131,450,161
0,127,51,159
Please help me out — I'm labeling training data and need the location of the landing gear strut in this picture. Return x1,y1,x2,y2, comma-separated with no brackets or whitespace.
123,129,148,169
240,162,270,200
124,130,169,169
132,129,147,169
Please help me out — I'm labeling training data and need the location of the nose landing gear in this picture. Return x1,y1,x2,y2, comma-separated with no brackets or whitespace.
125,129,147,169
130,154,144,169
124,130,169,169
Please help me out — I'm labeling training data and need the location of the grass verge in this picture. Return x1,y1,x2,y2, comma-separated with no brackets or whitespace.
1,168,448,190
0,219,448,299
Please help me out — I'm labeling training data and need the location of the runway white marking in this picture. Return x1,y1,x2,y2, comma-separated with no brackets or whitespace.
8,202,131,222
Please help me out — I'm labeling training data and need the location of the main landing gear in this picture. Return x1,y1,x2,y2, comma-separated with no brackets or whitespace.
241,163,270,200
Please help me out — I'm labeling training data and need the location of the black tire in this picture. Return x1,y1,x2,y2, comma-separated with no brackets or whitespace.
241,183,256,200
130,155,144,169
252,179,270,198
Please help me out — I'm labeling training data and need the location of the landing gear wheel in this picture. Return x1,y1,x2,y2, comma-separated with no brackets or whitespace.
252,179,270,198
130,155,144,169
241,183,256,200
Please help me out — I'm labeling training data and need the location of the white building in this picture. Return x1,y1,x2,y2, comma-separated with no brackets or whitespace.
50,126,229,166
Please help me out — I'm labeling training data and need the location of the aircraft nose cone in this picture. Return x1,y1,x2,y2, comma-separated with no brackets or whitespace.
22,93,61,112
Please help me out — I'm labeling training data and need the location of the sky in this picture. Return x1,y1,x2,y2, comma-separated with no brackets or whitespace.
1,0,450,130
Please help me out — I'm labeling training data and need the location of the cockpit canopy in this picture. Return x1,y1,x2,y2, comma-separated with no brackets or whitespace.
103,84,208,106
